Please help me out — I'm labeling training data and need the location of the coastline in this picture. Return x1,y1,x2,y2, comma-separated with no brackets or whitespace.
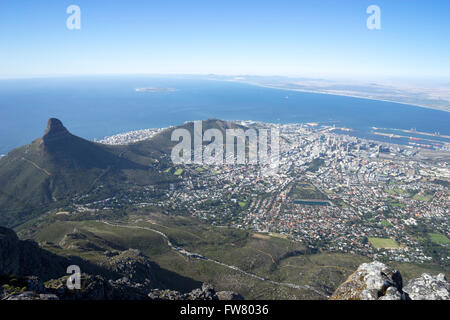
228,80,450,113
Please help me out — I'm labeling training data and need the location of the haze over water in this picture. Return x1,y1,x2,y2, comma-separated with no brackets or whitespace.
0,76,449,155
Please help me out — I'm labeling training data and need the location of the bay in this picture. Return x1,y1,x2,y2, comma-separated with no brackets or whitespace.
0,75,448,154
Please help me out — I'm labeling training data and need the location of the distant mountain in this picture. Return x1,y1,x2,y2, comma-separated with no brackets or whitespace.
130,118,247,155
0,118,244,227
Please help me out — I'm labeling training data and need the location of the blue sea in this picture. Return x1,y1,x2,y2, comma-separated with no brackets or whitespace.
0,75,449,155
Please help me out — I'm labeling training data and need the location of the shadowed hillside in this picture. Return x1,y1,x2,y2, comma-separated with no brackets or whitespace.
0,118,247,228
0,119,162,227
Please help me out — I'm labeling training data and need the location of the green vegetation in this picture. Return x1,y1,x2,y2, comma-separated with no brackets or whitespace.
28,216,352,298
413,194,433,202
368,237,400,249
1,118,449,301
0,119,178,227
380,220,392,228
24,211,449,299
428,233,450,245
174,168,184,176
384,188,433,202
290,181,328,200
385,188,407,195
0,275,28,296
0,118,246,228
337,200,349,209
405,224,450,263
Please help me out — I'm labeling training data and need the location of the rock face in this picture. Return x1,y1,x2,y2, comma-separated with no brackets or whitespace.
43,118,70,139
330,261,404,300
1,226,242,300
148,283,219,300
2,274,235,301
0,226,112,281
0,226,69,280
0,226,20,275
44,274,151,300
146,284,244,301
331,261,449,300
104,249,155,287
403,273,450,300
216,291,245,301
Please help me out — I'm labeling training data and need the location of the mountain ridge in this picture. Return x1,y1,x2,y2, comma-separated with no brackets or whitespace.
0,118,245,227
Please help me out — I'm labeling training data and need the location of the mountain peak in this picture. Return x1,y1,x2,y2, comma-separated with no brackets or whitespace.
43,118,70,140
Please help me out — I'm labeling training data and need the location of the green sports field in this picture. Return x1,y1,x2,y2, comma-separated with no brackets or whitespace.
368,237,400,249
428,233,450,245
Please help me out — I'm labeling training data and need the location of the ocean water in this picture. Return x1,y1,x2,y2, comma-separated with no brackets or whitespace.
0,75,449,155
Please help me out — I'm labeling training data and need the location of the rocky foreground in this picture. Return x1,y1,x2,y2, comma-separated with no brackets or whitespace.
1,226,448,300
3,275,243,301
331,261,449,300
1,226,243,300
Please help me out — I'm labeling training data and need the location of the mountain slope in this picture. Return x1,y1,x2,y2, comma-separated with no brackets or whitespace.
128,118,247,156
0,119,162,227
0,118,246,227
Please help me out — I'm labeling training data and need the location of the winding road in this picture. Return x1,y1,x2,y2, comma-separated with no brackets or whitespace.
99,220,329,298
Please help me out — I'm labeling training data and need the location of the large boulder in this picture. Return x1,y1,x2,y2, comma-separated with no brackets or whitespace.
216,291,245,300
147,283,242,300
331,261,449,300
403,273,449,300
104,249,155,287
185,283,218,300
147,289,188,300
44,273,150,300
330,261,404,300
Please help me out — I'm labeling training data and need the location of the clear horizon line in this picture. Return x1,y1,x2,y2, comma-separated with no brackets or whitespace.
1,72,449,83
0,72,448,113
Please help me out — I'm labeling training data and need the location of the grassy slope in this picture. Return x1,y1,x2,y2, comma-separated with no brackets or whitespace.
27,212,448,300
428,233,450,245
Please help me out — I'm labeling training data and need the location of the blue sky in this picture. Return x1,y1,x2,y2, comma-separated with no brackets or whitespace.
0,0,449,80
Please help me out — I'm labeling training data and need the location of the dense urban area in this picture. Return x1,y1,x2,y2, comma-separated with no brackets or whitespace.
72,121,449,267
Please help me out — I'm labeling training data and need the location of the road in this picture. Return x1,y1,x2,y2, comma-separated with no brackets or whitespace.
99,220,329,298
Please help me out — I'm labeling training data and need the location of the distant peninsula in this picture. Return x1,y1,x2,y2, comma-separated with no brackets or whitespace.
135,87,176,92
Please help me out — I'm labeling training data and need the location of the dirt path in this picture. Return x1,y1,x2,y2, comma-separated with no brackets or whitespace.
22,158,51,176
99,220,329,298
